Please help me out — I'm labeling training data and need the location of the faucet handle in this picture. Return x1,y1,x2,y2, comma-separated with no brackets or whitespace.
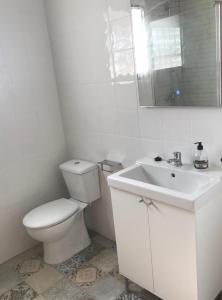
173,151,182,159
167,152,182,167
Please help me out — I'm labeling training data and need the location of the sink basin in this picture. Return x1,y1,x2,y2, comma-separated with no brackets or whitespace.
107,158,222,211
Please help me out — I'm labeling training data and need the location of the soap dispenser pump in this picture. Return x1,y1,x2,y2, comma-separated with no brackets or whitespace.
193,142,208,169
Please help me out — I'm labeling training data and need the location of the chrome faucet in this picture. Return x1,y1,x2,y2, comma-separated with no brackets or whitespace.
167,152,182,167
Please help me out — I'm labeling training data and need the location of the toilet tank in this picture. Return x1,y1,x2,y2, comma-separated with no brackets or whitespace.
59,160,100,203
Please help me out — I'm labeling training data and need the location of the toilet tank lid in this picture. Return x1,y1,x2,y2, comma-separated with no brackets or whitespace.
59,159,98,175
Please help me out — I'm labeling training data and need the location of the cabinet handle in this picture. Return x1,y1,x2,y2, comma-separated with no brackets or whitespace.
139,198,154,207
146,200,154,207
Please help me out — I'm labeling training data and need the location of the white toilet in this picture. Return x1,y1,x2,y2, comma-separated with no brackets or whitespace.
23,159,100,264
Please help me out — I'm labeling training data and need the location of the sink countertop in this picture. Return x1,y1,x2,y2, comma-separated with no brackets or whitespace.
137,157,222,176
107,157,222,212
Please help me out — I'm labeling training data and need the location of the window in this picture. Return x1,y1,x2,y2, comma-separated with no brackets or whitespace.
150,16,183,70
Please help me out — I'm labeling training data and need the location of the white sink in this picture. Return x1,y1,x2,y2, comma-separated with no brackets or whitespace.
107,158,222,211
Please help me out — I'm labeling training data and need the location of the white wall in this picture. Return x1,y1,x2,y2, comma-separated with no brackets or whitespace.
45,0,222,240
0,0,67,263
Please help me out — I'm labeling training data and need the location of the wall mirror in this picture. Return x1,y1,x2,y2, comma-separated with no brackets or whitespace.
131,0,222,107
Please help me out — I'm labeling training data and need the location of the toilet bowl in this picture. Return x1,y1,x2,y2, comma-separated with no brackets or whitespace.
23,198,90,264
23,160,100,264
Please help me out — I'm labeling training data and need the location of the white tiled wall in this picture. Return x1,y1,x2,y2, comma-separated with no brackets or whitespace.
0,0,67,263
45,0,222,240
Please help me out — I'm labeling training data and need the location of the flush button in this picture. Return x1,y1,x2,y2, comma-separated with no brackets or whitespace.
74,161,80,165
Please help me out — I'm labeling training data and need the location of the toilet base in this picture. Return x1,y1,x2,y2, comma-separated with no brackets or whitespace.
43,210,91,264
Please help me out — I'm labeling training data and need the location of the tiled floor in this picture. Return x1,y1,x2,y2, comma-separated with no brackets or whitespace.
0,232,160,300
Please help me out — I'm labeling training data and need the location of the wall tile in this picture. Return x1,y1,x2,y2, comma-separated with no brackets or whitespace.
100,109,119,135
45,0,222,241
0,0,67,264
191,109,222,144
162,109,192,143
98,83,117,109
102,135,142,166
114,81,138,110
139,139,164,158
139,109,164,140
117,110,140,137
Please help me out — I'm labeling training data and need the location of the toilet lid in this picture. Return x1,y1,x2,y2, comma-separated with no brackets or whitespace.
23,199,79,229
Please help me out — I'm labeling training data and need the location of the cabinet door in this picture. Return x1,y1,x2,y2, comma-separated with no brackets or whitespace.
110,188,154,292
148,200,198,300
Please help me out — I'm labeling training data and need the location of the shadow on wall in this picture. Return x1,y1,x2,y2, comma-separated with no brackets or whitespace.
85,170,116,241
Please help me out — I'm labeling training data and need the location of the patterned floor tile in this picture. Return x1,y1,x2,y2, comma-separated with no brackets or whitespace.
87,248,118,274
0,282,37,300
42,278,92,300
0,245,43,295
117,290,160,300
15,245,44,279
79,242,105,263
128,282,144,294
139,290,161,300
55,255,86,276
117,292,143,300
86,274,125,300
19,260,41,275
55,242,104,276
62,247,118,289
75,267,97,283
0,234,160,300
25,265,63,294
14,245,43,268
109,266,125,283
92,235,115,249
0,262,23,295
67,264,103,289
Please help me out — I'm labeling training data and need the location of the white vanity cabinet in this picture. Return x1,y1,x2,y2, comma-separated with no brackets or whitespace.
110,190,154,292
110,187,222,300
148,199,197,300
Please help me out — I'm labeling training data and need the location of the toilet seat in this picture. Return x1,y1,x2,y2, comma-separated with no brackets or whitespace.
23,198,79,230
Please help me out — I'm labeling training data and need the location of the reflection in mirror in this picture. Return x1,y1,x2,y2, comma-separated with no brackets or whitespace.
131,0,221,107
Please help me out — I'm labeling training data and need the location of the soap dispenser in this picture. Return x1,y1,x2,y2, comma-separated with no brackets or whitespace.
193,142,208,169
